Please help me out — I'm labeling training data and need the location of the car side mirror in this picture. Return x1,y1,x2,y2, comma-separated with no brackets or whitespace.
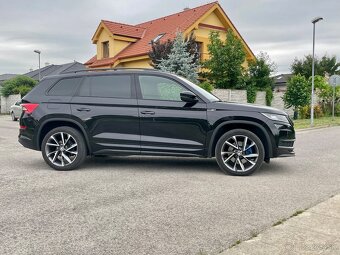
180,91,198,103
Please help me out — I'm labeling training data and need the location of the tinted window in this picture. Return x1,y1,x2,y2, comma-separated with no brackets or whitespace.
139,76,186,101
48,78,82,96
78,75,132,98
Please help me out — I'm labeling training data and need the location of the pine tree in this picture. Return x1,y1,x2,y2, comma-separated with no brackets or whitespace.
158,32,199,83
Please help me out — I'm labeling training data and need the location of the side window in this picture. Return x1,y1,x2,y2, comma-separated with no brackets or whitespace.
48,78,82,96
78,75,132,99
138,76,186,101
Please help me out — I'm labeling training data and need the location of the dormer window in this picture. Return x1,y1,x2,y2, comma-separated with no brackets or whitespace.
151,33,165,44
102,41,109,58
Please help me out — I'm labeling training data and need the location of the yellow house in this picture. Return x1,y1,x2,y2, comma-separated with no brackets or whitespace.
85,1,255,69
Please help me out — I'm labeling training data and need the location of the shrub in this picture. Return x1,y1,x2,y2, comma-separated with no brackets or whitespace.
299,105,324,119
246,83,256,103
335,103,340,117
198,81,214,93
283,74,310,119
265,87,273,106
0,75,37,97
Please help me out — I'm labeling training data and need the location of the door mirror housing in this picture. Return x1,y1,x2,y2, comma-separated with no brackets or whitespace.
180,91,198,103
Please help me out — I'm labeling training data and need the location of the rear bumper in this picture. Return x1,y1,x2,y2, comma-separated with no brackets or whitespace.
18,134,38,151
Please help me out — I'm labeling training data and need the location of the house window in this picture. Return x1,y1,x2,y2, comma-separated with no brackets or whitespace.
102,41,109,58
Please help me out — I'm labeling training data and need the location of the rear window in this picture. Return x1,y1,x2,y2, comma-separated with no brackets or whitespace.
48,78,82,96
78,75,132,98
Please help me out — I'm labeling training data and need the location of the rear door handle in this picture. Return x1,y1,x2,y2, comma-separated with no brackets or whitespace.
76,107,91,112
140,110,155,115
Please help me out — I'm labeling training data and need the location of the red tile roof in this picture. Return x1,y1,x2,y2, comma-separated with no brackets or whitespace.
102,20,146,39
84,55,97,65
87,2,218,68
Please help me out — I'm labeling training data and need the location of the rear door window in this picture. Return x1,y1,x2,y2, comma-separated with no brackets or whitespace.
78,75,132,98
48,78,82,96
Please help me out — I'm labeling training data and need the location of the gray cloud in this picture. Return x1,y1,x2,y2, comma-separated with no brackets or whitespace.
0,0,339,74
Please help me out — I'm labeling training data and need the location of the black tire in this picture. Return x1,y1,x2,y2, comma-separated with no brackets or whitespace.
215,129,265,176
41,126,87,171
11,112,17,121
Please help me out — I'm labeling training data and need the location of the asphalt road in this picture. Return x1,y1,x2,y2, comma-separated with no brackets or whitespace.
0,115,339,255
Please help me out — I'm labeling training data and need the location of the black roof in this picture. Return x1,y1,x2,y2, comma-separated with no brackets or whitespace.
0,74,18,83
272,73,293,85
24,62,85,80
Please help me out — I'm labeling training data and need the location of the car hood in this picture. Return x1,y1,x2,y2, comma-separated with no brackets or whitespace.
210,101,287,115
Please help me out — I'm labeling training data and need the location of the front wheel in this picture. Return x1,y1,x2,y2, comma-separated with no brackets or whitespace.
41,126,87,170
215,129,265,176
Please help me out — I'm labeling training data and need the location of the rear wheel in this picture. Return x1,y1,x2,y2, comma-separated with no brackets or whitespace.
41,126,86,170
215,129,265,176
11,112,17,121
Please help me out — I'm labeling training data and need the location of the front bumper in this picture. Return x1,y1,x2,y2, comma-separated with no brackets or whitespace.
273,121,295,158
277,141,295,157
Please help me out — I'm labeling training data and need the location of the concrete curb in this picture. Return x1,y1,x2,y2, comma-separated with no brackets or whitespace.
296,124,340,132
219,194,340,255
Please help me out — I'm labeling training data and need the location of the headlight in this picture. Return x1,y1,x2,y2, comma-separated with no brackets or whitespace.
261,113,289,123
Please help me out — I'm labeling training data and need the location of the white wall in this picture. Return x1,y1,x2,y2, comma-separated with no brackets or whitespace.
212,89,293,115
1,94,21,114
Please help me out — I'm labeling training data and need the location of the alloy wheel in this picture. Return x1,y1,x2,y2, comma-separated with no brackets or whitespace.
221,135,259,172
45,132,78,167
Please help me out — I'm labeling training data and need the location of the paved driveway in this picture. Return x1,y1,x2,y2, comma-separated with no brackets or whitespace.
0,116,339,255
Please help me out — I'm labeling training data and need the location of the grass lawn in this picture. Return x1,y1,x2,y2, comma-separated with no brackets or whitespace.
293,116,340,129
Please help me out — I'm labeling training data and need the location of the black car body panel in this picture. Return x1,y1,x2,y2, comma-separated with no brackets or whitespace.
19,69,295,165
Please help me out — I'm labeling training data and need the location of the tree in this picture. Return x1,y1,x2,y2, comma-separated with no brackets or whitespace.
202,29,246,89
149,39,173,69
291,55,314,79
149,32,199,69
319,55,340,76
291,54,340,79
158,32,199,83
185,32,200,67
283,74,310,119
245,52,276,105
311,75,340,114
0,76,37,97
247,52,276,90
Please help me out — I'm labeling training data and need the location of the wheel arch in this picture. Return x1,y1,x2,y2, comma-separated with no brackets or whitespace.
36,118,91,154
208,120,274,159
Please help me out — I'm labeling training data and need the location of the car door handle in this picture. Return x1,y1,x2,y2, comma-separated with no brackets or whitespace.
140,110,155,115
76,107,91,112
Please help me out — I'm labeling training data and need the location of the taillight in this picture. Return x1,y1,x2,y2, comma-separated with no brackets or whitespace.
19,125,27,130
22,103,39,114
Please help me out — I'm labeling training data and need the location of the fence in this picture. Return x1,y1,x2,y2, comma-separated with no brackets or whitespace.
212,89,293,115
0,91,293,115
0,94,21,114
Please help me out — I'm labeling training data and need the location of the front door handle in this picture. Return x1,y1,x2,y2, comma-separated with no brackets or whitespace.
76,107,91,112
140,110,155,115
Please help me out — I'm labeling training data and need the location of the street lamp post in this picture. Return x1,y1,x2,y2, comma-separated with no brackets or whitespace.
34,50,41,81
310,17,323,127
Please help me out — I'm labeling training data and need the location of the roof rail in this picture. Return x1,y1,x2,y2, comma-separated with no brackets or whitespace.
64,67,159,74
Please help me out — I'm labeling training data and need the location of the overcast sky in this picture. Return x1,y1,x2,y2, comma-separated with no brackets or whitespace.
0,0,339,75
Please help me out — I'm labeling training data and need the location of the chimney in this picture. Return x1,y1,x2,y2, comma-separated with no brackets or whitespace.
183,7,190,11
45,62,50,67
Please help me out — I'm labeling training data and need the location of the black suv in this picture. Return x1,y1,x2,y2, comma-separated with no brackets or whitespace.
19,69,295,175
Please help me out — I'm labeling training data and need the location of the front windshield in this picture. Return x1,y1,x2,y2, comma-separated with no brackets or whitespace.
176,76,220,102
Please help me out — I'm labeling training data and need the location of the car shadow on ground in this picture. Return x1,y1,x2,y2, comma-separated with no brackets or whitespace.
76,156,290,176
